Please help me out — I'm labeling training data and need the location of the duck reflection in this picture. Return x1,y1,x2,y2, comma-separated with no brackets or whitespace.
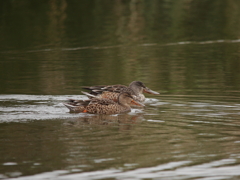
63,113,142,131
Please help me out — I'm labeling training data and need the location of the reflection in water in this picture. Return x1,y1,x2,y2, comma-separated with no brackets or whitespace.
1,1,240,95
47,0,67,44
39,0,68,95
64,114,142,131
3,42,240,96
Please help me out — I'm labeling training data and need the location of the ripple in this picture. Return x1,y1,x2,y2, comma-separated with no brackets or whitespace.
0,95,89,122
3,38,240,55
147,119,165,123
14,160,240,180
2,95,240,180
3,162,18,166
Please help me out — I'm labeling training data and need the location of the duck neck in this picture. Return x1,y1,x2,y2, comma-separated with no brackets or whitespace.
118,98,129,107
119,102,131,112
118,96,131,109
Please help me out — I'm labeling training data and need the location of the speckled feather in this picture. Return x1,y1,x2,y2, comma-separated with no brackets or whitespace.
82,85,134,95
87,98,130,114
64,93,135,115
81,81,160,105
82,82,146,102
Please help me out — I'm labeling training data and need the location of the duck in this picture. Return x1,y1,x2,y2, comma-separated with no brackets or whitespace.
64,92,144,115
81,81,159,102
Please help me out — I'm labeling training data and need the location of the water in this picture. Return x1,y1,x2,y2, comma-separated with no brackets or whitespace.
1,95,240,179
1,0,240,179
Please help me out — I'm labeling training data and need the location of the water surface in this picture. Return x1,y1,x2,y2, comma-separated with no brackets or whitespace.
1,95,240,180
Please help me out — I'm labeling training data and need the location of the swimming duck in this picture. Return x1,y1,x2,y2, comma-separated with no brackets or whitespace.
82,81,159,102
64,92,144,115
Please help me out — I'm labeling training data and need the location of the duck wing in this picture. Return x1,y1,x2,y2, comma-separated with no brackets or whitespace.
65,99,91,106
82,84,133,95
101,85,131,93
64,99,91,113
89,98,116,106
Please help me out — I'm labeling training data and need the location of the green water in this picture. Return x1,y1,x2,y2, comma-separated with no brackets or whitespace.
1,1,240,179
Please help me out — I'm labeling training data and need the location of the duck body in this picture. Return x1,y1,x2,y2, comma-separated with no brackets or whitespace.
64,92,144,115
82,81,159,103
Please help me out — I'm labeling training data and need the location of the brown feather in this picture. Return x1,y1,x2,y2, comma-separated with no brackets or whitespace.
64,92,142,115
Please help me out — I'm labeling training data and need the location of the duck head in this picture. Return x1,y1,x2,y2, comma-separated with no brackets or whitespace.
129,81,160,95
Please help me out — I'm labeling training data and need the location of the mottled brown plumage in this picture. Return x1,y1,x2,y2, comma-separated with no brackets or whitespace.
64,92,144,115
82,81,159,102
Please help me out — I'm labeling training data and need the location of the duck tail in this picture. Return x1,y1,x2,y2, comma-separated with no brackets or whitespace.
81,91,97,99
82,86,106,95
63,103,85,113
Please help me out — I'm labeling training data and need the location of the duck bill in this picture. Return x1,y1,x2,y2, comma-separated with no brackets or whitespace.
143,87,160,95
131,100,145,107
